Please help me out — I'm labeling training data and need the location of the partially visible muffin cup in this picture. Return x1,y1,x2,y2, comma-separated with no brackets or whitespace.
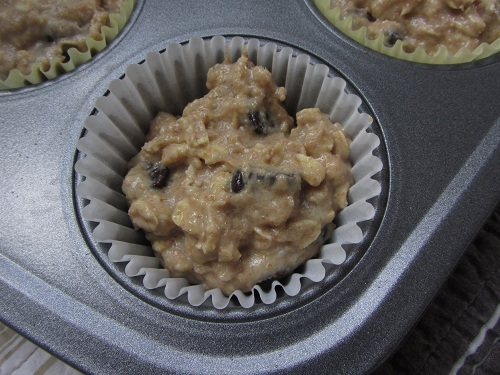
0,0,136,90
75,36,383,309
314,0,500,64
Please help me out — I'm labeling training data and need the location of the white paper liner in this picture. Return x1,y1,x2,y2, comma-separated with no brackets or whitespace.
75,36,383,309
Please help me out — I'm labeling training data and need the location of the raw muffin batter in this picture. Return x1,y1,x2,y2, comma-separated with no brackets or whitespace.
329,0,500,54
0,0,122,78
122,56,352,295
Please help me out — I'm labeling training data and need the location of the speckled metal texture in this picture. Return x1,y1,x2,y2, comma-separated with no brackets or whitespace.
0,1,499,374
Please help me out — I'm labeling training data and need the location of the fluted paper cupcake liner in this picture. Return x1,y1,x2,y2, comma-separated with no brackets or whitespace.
314,0,500,64
75,36,383,309
0,0,135,90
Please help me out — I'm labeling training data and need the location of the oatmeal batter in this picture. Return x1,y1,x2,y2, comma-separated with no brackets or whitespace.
0,0,122,78
122,56,352,295
330,0,500,54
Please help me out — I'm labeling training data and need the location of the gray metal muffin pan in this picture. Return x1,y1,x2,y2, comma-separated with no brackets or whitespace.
1,0,499,374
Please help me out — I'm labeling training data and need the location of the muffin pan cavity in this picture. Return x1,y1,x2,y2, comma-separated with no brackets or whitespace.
74,36,386,312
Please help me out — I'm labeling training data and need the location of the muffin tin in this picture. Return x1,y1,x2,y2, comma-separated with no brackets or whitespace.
0,1,499,374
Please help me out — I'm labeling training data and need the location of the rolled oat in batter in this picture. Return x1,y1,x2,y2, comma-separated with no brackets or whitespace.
329,0,500,54
0,0,122,78
122,56,352,296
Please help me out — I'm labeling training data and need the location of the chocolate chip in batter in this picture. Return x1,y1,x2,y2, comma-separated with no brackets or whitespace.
232,169,299,194
147,162,170,189
366,12,376,22
248,169,301,191
249,171,276,185
385,29,404,47
231,170,245,193
61,49,71,63
248,110,274,135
